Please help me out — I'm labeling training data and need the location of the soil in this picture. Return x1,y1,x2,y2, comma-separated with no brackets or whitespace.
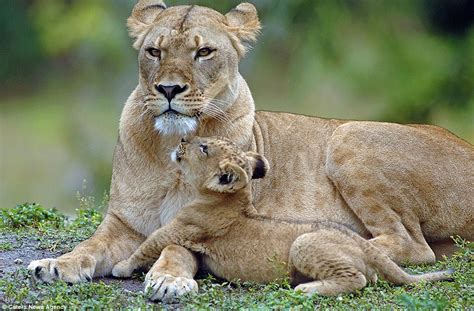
0,233,144,293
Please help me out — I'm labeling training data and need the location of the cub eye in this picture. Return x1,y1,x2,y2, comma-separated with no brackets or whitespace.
195,47,215,59
146,48,161,59
199,144,208,155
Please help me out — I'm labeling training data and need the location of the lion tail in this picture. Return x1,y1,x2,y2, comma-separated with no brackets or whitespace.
361,239,454,284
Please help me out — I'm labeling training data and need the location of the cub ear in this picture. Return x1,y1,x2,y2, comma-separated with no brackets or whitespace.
245,152,269,179
128,0,166,49
225,3,261,56
205,161,249,193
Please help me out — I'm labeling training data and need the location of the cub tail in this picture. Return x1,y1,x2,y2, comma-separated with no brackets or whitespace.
361,239,454,284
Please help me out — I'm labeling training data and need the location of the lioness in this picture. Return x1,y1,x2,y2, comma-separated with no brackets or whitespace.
111,136,453,297
29,0,473,301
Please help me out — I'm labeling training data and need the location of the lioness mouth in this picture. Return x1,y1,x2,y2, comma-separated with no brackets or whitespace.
161,109,180,116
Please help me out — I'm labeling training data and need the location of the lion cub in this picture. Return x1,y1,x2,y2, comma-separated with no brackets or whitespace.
112,136,452,296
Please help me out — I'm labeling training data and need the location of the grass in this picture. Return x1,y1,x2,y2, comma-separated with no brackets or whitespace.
0,202,473,310
0,241,13,251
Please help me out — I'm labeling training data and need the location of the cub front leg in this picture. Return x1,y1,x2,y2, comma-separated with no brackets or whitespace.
112,224,177,278
28,213,144,283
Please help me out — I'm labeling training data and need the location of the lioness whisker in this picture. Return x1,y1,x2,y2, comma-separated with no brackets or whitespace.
138,106,154,123
200,105,232,125
207,103,232,123
135,93,153,103
198,108,226,124
202,96,232,106
198,110,233,137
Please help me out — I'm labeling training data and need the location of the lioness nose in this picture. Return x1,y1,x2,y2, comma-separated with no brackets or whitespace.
156,84,188,102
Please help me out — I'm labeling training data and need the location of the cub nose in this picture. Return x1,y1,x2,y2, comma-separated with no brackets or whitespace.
156,84,188,103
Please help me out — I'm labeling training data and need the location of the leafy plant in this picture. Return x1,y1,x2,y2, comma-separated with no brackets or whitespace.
0,203,65,229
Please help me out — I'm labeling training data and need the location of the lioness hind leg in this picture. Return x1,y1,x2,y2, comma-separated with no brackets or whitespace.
326,162,436,264
430,240,460,260
369,233,435,264
326,123,440,264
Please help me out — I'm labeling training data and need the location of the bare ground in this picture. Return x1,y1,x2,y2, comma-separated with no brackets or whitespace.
0,232,144,293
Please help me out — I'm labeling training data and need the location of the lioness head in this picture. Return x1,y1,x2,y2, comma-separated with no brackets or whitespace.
172,136,268,193
128,0,260,136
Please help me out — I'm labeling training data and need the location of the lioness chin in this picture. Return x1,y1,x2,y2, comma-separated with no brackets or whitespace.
29,0,473,302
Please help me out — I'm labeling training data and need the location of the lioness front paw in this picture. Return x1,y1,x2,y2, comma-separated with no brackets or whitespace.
28,255,96,284
112,260,134,278
144,272,198,302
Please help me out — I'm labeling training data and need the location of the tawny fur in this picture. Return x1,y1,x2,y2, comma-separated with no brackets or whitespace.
111,137,453,296
29,0,473,301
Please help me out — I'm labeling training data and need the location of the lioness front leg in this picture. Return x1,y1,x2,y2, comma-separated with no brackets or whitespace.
28,213,144,283
112,221,199,301
145,245,198,301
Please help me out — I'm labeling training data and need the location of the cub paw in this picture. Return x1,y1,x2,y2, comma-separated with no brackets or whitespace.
295,282,321,296
28,255,96,284
112,260,134,278
144,272,198,302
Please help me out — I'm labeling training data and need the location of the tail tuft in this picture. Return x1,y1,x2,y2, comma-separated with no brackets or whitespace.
420,268,455,282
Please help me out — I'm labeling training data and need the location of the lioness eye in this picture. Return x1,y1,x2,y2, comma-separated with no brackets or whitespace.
195,47,214,59
199,144,208,155
146,48,161,59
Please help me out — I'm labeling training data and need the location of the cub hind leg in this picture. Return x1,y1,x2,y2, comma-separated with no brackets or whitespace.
294,273,367,296
290,231,375,296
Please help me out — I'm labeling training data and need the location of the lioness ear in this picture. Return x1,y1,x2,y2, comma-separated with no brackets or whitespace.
245,152,269,179
205,161,249,193
128,0,166,49
225,3,261,57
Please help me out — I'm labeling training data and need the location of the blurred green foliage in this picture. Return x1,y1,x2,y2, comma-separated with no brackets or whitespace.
32,0,124,57
0,0,473,213
0,1,43,84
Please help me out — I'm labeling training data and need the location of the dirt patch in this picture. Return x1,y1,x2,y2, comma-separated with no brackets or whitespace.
0,232,144,293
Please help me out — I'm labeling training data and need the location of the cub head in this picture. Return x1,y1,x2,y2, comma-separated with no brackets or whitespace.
128,1,260,136
172,136,269,193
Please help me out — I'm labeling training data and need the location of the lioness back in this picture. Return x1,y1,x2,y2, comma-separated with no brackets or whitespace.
252,111,474,242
